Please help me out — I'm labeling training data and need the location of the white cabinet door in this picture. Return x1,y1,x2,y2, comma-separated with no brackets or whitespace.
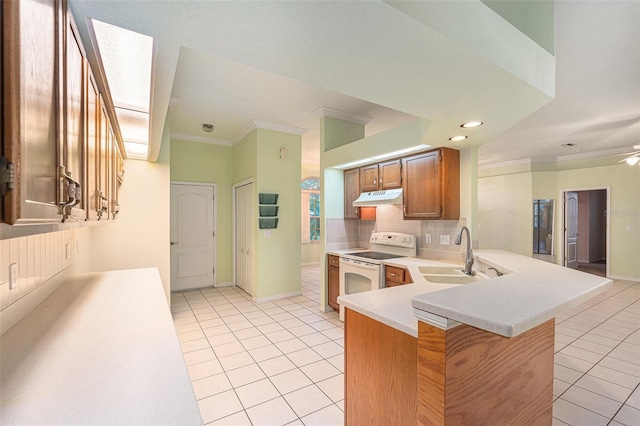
235,182,254,295
170,183,215,290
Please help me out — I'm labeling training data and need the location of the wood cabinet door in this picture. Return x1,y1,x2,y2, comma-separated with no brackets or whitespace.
402,150,441,219
328,264,340,310
2,0,63,224
110,137,120,219
359,164,379,192
97,103,111,220
379,159,402,189
60,12,86,222
85,71,100,220
344,168,360,219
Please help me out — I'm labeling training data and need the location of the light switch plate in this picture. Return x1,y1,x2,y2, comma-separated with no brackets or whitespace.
265,231,272,238
10,263,18,289
426,233,432,244
440,235,450,245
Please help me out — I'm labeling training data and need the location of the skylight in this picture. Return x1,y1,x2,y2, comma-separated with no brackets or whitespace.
91,19,154,159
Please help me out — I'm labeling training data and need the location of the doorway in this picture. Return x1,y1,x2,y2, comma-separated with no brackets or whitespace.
560,187,609,277
234,180,254,295
170,182,216,291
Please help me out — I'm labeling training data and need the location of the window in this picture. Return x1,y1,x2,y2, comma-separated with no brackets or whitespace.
302,178,320,243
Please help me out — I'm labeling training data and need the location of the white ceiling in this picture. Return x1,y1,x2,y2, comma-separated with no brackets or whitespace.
69,1,639,167
479,0,640,167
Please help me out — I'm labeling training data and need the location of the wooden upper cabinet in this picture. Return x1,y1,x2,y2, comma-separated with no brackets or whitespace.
402,148,460,220
2,0,64,224
379,159,402,189
359,164,379,192
1,0,124,226
344,168,360,219
85,71,100,220
359,160,402,193
60,10,86,222
97,103,111,220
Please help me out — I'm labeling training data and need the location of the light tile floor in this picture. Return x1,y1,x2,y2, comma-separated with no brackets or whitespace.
172,266,640,426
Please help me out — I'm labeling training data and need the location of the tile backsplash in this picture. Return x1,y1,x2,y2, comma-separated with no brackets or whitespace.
326,205,467,261
0,229,76,334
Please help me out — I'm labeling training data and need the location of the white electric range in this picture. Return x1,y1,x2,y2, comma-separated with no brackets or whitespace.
338,232,416,319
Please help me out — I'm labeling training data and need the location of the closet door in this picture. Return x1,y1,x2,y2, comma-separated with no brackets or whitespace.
235,182,254,295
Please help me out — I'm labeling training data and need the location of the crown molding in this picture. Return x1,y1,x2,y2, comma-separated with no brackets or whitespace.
170,133,232,146
554,146,631,162
480,146,634,170
231,120,308,144
478,158,532,170
312,106,373,126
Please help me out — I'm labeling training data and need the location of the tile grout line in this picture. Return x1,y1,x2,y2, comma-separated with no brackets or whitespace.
553,284,640,422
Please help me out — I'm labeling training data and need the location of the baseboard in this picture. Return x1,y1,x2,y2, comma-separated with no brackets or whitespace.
214,282,234,288
302,262,320,266
610,274,640,282
253,290,302,303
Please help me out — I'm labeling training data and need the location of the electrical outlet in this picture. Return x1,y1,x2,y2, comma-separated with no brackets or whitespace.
627,226,632,232
265,230,272,238
338,231,345,240
10,263,18,290
426,233,432,244
440,235,450,245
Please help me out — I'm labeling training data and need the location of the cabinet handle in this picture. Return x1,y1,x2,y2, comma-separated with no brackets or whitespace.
59,165,82,222
97,190,108,220
389,273,398,278
373,177,377,185
403,204,407,217
379,176,383,184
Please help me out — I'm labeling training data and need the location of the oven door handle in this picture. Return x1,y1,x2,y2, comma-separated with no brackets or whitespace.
340,258,379,270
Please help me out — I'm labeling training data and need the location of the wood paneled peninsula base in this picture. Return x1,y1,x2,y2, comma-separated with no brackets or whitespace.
344,308,554,426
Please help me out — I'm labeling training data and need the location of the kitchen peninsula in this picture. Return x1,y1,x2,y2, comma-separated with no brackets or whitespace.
338,250,612,425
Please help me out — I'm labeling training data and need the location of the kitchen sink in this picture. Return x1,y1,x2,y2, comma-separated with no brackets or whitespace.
418,266,466,275
422,274,485,284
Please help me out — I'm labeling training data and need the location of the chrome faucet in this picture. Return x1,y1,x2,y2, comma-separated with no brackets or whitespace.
455,226,474,276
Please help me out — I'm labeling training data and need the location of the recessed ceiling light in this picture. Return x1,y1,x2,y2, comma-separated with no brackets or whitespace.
460,121,484,128
449,135,467,142
202,123,214,133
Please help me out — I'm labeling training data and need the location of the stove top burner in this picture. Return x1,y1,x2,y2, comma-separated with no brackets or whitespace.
345,251,405,260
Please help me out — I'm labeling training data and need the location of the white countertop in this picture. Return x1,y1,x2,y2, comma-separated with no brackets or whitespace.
336,249,612,338
0,268,202,425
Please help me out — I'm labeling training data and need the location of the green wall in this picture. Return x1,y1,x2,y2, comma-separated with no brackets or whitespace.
322,117,365,151
555,164,640,280
478,171,533,255
478,162,640,279
482,0,554,54
254,129,302,299
170,139,234,284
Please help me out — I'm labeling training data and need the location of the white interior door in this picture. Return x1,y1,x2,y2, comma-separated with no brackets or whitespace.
235,182,254,295
170,183,215,290
565,191,579,269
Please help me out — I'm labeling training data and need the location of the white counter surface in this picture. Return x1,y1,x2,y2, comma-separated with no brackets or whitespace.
336,249,612,338
0,268,202,425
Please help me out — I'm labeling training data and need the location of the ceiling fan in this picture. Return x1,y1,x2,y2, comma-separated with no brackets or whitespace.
620,144,640,166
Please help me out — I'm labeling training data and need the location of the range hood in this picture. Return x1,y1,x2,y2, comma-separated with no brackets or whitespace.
353,188,403,207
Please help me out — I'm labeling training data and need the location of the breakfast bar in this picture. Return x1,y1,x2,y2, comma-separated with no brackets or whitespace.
338,250,612,425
